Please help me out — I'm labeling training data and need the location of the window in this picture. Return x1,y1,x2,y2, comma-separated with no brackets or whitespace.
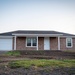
32,38,37,46
27,38,31,46
66,38,73,48
26,37,37,47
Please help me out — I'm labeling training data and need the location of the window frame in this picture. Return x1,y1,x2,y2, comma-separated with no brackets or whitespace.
66,38,73,48
26,37,37,47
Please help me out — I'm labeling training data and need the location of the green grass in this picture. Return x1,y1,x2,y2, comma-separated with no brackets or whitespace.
6,51,21,56
8,59,75,68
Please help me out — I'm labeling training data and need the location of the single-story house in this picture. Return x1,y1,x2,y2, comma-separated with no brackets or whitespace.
0,30,75,51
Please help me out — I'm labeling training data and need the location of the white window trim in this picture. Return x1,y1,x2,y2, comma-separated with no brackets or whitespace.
66,38,73,48
26,37,37,47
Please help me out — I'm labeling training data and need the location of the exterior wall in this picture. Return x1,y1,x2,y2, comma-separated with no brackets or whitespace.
50,37,58,50
50,37,75,51
16,37,25,50
15,37,75,51
16,37,44,50
16,37,36,50
38,37,44,50
60,37,75,51
60,37,66,50
12,37,14,50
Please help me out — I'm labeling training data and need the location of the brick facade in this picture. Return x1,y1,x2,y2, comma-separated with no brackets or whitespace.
16,37,36,50
12,37,14,50
38,37,44,50
14,37,75,50
50,37,58,50
60,37,75,51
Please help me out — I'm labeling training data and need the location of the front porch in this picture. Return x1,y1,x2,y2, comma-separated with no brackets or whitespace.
13,36,60,50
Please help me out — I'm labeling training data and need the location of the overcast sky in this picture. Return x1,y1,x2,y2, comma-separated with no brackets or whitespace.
0,0,75,34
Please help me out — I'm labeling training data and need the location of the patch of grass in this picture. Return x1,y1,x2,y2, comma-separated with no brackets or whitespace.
6,51,21,56
8,59,75,68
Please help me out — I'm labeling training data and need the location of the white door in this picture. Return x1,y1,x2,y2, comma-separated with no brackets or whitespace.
44,37,50,50
0,39,12,51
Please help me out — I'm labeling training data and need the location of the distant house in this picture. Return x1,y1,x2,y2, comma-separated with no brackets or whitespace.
0,30,75,51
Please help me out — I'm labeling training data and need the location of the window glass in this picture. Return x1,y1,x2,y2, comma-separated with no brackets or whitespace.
26,37,37,47
66,38,72,47
27,38,31,46
67,38,71,46
32,38,37,46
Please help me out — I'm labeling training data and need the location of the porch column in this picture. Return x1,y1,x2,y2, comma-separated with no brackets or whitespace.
14,36,16,50
58,36,60,50
37,36,38,50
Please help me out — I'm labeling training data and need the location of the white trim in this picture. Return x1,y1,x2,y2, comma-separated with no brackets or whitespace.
0,36,14,37
37,36,38,50
60,36,75,38
0,36,13,39
58,36,60,50
66,38,73,48
12,34,63,37
14,36,16,50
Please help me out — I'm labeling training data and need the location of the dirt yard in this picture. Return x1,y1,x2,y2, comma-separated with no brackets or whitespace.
0,65,75,75
0,56,75,75
0,50,75,75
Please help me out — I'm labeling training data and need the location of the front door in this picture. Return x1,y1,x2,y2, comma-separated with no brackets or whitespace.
44,37,50,50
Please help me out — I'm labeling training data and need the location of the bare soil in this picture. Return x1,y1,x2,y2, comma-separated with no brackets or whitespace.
0,50,75,75
0,65,75,75
0,56,75,75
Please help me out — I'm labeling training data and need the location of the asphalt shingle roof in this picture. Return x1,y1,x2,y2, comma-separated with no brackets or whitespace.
0,30,75,36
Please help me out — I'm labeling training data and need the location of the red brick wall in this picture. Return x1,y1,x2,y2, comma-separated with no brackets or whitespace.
60,37,66,50
15,37,75,51
16,37,36,50
50,37,58,50
16,37,25,50
60,37,75,51
16,37,44,50
38,37,44,50
73,38,75,50
12,37,14,50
